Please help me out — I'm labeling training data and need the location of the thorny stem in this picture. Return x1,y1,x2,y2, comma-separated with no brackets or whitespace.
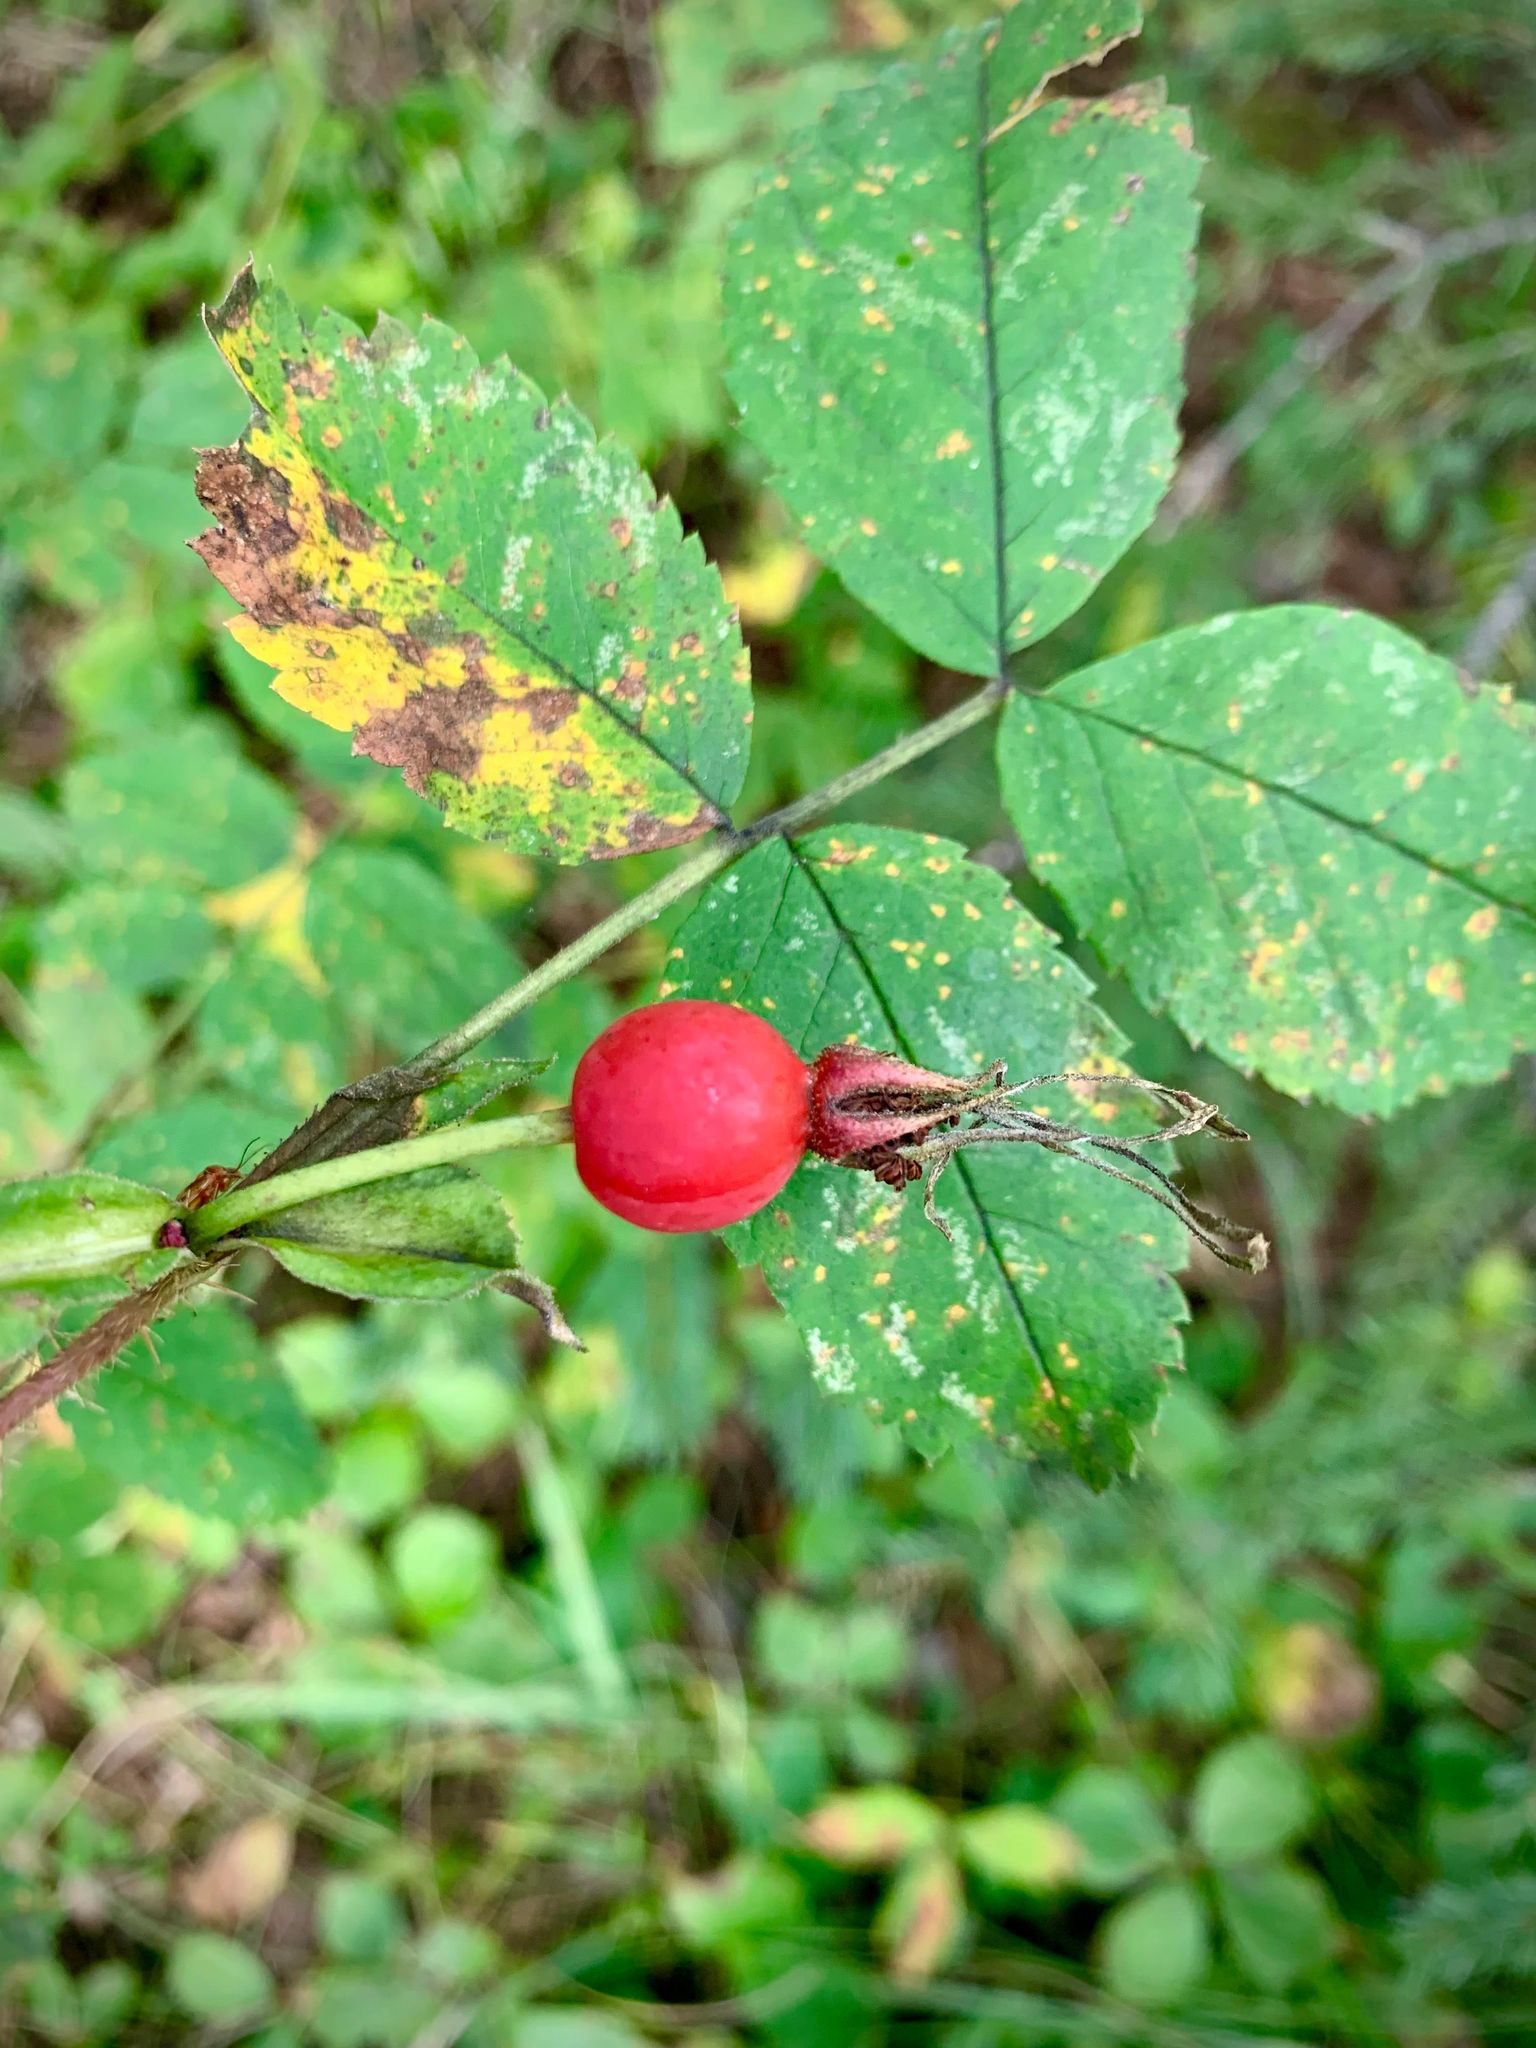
188,1108,573,1245
0,1258,233,1444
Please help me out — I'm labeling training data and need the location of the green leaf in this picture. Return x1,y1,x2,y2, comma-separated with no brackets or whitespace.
0,1870,60,1973
247,1165,521,1302
999,606,1536,1113
25,1545,182,1653
1189,1733,1312,1866
316,1875,408,1963
1050,1765,1177,1893
194,265,752,860
304,846,520,1053
1098,1876,1211,2006
62,725,295,892
165,1932,273,2026
669,827,1187,1487
1214,1859,1334,1990
385,1506,500,1631
67,1300,326,1524
0,1170,172,1289
956,1804,1079,1891
801,1785,947,1868
724,7,1198,675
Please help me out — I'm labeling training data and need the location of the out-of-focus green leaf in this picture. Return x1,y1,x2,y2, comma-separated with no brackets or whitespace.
999,606,1536,1113
1098,1875,1211,2005
1190,1732,1312,1865
724,6,1198,673
1050,1765,1177,1893
670,827,1187,1487
66,1300,326,1524
1215,1859,1335,1989
193,266,752,859
956,1803,1079,1891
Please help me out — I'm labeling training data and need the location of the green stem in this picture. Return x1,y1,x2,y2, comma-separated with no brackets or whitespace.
411,676,1008,1071
515,1417,630,1710
189,1108,572,1244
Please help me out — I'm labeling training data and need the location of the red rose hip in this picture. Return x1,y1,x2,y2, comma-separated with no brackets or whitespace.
572,999,810,1232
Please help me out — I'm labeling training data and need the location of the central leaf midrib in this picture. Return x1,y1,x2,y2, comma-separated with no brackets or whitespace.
1049,694,1535,922
789,842,1055,1399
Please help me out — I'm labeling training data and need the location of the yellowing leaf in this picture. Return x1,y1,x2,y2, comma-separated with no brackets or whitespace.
194,267,752,862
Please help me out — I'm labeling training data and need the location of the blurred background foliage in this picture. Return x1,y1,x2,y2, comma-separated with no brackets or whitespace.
1,0,1534,2042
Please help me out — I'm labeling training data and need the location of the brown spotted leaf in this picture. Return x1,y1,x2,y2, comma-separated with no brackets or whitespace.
194,267,751,861
999,606,1536,1114
724,3,1198,676
668,827,1188,1490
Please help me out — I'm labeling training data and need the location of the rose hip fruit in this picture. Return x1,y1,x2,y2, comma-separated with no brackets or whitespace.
571,999,810,1232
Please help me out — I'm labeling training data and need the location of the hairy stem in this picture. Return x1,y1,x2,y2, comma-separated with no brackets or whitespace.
188,1109,573,1244
412,676,1009,1072
0,1258,232,1443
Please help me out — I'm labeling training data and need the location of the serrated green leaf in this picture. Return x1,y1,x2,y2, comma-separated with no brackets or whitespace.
415,1056,550,1130
38,882,214,998
247,1165,520,1302
0,1171,172,1288
304,845,518,1053
194,265,752,860
999,606,1536,1113
61,725,296,892
669,828,1187,1487
67,1300,325,1524
724,7,1198,674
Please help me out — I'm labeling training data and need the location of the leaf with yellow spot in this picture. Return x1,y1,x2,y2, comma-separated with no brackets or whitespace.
999,605,1536,1115
669,826,1187,1489
65,1299,325,1524
194,267,752,862
724,2,1196,674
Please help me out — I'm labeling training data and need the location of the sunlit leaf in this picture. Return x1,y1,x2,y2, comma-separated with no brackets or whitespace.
724,3,1197,674
194,266,752,860
999,606,1536,1114
669,827,1188,1487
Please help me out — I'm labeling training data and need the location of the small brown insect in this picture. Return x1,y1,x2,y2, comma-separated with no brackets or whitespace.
176,1163,240,1210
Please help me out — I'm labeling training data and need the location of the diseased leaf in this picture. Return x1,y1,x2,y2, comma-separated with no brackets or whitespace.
669,827,1188,1487
998,606,1536,1114
875,1849,967,1982
724,5,1198,675
66,1299,326,1524
194,266,752,860
246,1166,521,1303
